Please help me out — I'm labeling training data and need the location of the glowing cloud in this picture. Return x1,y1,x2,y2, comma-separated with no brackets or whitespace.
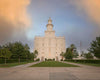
0,0,30,27
75,0,100,27
0,0,31,44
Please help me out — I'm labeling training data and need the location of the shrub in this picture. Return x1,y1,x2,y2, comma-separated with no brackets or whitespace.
0,59,28,64
65,60,100,64
35,58,40,61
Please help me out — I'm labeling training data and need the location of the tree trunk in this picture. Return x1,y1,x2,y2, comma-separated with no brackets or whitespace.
5,58,6,64
19,57,20,63
26,55,27,62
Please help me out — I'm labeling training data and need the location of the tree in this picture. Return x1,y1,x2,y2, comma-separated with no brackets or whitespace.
12,42,25,63
0,48,12,64
84,52,93,59
30,53,35,60
70,44,79,58
60,52,64,60
81,51,85,57
70,44,76,53
64,48,73,59
64,44,78,59
73,51,79,58
89,37,100,58
23,44,30,61
33,50,38,59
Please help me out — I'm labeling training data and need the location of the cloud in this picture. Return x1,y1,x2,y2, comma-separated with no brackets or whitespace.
74,0,100,27
0,0,31,45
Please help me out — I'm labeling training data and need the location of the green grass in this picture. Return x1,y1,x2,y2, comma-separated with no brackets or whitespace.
65,61,100,67
30,61,79,67
76,62,100,67
0,61,34,68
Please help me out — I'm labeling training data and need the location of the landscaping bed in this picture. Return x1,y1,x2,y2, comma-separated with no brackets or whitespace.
30,61,79,67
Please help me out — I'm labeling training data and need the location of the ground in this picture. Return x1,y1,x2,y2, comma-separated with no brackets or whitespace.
0,61,100,80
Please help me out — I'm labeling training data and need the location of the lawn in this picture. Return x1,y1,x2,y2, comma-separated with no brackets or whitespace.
30,61,79,67
0,61,34,68
76,62,100,67
65,60,100,67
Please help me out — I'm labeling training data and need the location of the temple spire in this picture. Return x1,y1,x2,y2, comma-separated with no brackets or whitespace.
48,17,52,24
46,17,53,31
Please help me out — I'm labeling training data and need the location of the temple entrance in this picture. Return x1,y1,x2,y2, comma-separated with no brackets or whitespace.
56,56,58,61
41,56,44,61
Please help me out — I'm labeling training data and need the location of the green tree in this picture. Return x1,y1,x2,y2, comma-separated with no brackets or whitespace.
70,44,76,53
30,53,35,60
4,42,15,58
84,52,93,59
0,48,12,64
23,44,30,61
33,50,38,60
64,44,78,59
60,52,65,60
64,48,73,59
89,37,100,58
70,44,78,58
81,51,85,57
12,42,25,63
73,50,79,58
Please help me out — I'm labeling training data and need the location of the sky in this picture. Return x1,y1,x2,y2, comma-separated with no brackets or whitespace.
0,0,100,52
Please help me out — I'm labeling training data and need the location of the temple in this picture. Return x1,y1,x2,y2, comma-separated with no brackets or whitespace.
34,18,66,61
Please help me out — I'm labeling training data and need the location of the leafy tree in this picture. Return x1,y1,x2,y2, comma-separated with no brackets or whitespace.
70,44,76,52
84,52,93,59
12,42,25,63
64,44,78,59
70,44,78,58
73,50,79,58
89,37,100,58
0,48,12,64
23,44,30,61
64,48,73,59
33,50,38,59
60,52,65,60
30,53,35,60
81,51,85,58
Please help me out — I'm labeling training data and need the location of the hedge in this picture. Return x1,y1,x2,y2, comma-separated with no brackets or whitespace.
0,59,33,64
65,60,100,64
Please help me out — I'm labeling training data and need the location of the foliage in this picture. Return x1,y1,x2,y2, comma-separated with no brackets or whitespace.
35,58,40,61
64,44,78,59
89,37,100,58
0,41,36,64
33,50,38,59
65,60,100,64
60,52,64,60
84,52,93,59
30,53,35,60
0,48,12,64
45,58,55,61
64,48,73,59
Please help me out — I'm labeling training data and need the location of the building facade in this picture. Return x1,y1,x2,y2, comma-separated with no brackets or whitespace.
34,18,66,61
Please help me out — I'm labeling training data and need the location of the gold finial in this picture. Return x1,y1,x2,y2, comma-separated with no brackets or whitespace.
48,17,52,24
49,17,51,20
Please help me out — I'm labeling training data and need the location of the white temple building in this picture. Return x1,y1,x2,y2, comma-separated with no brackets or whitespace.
34,18,66,61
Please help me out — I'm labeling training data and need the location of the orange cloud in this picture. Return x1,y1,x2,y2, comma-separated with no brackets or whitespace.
75,0,100,27
0,0,31,44
0,0,31,27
